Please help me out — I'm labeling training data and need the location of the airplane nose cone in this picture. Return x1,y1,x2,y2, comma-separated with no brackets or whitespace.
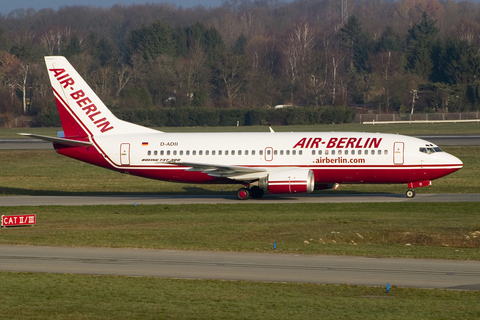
448,153,463,168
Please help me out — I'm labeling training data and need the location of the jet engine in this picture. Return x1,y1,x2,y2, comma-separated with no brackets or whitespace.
259,169,315,194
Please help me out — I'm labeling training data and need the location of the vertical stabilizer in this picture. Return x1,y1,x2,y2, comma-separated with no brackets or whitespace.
45,56,159,138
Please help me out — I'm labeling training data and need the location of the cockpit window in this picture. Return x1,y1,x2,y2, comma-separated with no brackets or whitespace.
419,145,443,154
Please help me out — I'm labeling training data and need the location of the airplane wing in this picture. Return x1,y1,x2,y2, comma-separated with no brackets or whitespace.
163,161,266,178
18,133,93,147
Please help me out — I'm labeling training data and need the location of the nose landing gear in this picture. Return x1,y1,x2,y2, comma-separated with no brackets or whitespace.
405,188,416,198
405,180,431,198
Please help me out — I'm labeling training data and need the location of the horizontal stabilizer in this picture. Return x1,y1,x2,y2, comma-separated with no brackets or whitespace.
18,133,93,147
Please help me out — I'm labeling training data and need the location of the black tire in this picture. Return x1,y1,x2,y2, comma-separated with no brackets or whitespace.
237,188,250,200
405,189,416,198
250,186,265,199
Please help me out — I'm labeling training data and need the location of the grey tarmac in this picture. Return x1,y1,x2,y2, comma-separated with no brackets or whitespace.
0,245,479,290
1,193,480,206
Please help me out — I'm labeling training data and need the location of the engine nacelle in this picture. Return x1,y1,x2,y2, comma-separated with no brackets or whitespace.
259,169,315,194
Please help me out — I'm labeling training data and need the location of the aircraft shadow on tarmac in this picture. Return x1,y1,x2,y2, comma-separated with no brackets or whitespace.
0,186,237,197
0,185,402,200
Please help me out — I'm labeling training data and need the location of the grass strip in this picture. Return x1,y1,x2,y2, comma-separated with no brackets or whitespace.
0,146,477,195
1,272,479,320
1,203,479,260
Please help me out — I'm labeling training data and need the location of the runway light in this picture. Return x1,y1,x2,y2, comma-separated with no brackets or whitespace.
134,202,137,207
274,242,276,250
387,283,390,293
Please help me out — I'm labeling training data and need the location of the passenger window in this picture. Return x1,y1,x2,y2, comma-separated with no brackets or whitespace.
225,150,229,155
180,150,184,155
267,149,271,155
212,150,216,155
351,150,355,155
371,150,375,155
173,150,177,156
205,150,209,155
167,150,171,156
259,150,263,155
280,150,284,155
160,150,164,156
325,150,329,155
384,150,388,155
245,150,248,155
231,150,235,155
318,150,322,155
238,150,242,155
186,150,190,155
286,150,290,155
199,150,203,155
292,150,296,155
154,150,158,156
345,150,348,155
364,150,368,155
299,150,303,155
338,150,342,155
331,150,335,155
312,150,315,155
219,150,222,155
192,150,196,155
148,150,151,156
378,150,381,155
252,150,255,155
274,150,277,155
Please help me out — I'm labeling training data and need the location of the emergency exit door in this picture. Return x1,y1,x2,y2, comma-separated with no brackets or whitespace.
393,142,404,165
120,143,130,165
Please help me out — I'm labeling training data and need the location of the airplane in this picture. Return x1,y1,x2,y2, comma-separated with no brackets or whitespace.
21,56,463,200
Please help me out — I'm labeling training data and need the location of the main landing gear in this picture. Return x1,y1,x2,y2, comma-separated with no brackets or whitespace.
236,186,265,200
405,188,416,198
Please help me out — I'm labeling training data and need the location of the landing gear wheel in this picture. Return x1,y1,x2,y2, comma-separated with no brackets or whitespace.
405,189,416,198
237,188,250,200
250,186,265,199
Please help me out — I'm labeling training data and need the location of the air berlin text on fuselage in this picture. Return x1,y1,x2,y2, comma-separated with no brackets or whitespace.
49,68,114,133
293,137,382,149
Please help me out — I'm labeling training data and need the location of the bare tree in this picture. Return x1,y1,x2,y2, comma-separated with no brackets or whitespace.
218,52,250,108
13,63,29,114
39,26,71,55
282,21,316,103
116,54,143,98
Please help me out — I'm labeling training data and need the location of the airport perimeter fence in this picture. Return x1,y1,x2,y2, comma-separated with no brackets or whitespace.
355,112,480,124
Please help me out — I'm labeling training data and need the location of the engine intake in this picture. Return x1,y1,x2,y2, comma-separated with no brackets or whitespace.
259,169,315,194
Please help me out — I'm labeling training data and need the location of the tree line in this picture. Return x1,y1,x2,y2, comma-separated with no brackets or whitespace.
1,0,480,127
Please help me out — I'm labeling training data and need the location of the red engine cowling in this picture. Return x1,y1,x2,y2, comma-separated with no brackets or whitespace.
259,169,315,194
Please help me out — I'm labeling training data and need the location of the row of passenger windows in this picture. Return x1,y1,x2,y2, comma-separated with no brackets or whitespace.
149,149,269,156
146,149,389,156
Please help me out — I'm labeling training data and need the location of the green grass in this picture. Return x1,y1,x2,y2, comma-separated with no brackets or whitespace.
1,203,479,260
0,146,476,195
1,273,479,320
2,121,480,138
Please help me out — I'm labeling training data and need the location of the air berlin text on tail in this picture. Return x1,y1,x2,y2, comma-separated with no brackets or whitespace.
49,68,114,133
1,215,36,227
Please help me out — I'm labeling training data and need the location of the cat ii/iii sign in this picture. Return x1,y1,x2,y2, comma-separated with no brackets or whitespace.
1,215,36,227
